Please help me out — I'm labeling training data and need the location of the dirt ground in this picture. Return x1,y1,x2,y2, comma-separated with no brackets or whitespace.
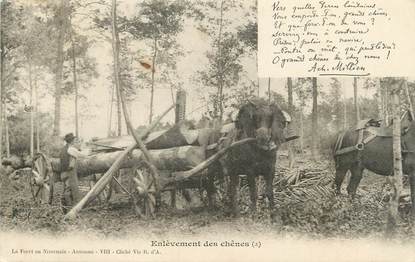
0,152,414,241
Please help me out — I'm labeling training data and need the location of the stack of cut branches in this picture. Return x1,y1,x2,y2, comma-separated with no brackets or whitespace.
236,163,335,216
273,165,335,207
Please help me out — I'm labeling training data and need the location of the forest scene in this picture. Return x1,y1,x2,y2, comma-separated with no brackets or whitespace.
0,0,414,246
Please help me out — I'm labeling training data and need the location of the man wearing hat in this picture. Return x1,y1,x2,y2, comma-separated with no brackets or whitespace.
60,132,86,210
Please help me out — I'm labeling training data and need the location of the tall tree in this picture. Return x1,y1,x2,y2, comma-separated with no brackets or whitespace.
52,0,70,136
0,0,25,159
328,78,343,132
293,78,312,153
311,77,318,158
69,19,79,137
196,0,243,121
21,6,48,156
353,77,360,125
379,78,390,126
403,79,414,118
129,0,186,123
0,0,5,160
35,74,40,152
287,77,295,167
111,0,122,136
29,64,34,157
62,28,97,137
237,1,258,93
386,77,404,236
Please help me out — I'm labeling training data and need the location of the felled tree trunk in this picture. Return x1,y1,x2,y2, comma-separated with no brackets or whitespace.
51,146,204,179
89,124,216,152
3,146,204,179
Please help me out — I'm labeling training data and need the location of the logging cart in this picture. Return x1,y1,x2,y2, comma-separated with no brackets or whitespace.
29,124,252,218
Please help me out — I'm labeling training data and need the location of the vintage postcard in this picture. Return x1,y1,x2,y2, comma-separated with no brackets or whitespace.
0,0,414,261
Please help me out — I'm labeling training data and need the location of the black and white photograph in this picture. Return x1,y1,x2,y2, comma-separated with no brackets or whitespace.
0,0,414,261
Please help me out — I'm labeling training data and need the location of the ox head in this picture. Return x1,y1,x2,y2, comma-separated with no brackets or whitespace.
235,100,290,148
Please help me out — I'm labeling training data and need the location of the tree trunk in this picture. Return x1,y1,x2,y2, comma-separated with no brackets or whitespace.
53,0,68,136
60,146,205,178
29,63,34,158
0,1,4,161
381,80,390,126
34,77,40,153
256,53,259,97
404,79,414,118
299,100,304,154
109,4,122,136
4,109,9,157
216,0,224,121
287,78,293,110
111,0,122,129
311,77,318,158
107,84,115,137
170,85,175,104
343,99,348,129
126,101,132,135
70,26,79,137
116,83,122,135
149,38,157,124
376,78,384,125
287,77,295,167
386,78,404,237
353,77,360,125
6,145,204,176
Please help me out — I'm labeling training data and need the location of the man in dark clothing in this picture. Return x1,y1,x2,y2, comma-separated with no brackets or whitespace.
60,133,85,211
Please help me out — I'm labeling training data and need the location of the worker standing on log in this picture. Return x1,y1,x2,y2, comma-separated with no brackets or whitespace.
60,133,86,212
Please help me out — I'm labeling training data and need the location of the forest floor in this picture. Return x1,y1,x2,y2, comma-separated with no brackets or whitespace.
0,152,414,241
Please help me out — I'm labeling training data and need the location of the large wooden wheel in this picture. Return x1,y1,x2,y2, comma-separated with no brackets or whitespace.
129,167,157,218
30,153,54,204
